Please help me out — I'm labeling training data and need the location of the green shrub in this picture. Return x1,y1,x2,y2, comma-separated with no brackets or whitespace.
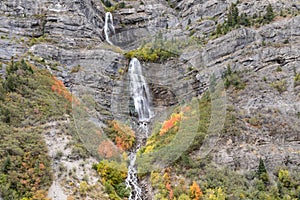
264,4,275,23
223,66,246,90
294,73,300,87
54,150,63,160
102,0,112,7
271,80,287,93
178,194,191,200
71,144,90,159
103,1,126,12
71,65,81,73
189,29,196,36
95,160,130,199
276,66,282,72
28,36,47,46
283,39,289,44
125,43,177,63
125,35,191,62
79,181,89,196
118,2,125,9
257,158,269,185
278,170,292,188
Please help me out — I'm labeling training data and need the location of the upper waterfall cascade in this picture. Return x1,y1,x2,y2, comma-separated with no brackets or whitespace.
104,12,115,45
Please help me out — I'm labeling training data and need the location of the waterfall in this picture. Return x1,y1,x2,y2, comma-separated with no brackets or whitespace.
104,12,115,45
125,153,142,200
129,58,153,122
126,58,153,200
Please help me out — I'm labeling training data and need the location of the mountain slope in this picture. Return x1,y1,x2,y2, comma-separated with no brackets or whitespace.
0,0,299,199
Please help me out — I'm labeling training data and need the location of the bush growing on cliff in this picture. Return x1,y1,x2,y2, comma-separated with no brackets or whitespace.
102,0,126,12
294,73,300,87
95,160,130,199
101,0,112,8
264,4,275,23
271,80,287,93
227,3,239,27
257,158,269,185
105,120,135,151
222,65,246,90
125,43,177,62
125,35,191,62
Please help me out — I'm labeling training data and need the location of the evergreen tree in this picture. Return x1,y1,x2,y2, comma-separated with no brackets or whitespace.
240,13,250,26
227,3,239,27
216,23,222,35
224,64,232,77
257,158,267,175
257,158,269,184
1,156,11,173
264,4,275,22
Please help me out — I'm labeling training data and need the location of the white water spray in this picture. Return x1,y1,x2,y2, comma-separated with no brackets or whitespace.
126,58,153,200
125,153,142,200
104,12,115,45
129,58,153,122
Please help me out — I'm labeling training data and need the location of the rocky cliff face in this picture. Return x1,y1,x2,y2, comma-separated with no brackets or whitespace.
0,0,300,199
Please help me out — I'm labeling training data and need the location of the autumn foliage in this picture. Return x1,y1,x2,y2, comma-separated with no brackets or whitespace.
51,77,73,103
95,160,130,199
159,113,181,136
163,168,174,199
106,120,135,151
190,181,203,200
98,140,119,159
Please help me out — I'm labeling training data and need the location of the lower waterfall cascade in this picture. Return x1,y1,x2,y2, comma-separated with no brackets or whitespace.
129,58,153,122
125,57,153,200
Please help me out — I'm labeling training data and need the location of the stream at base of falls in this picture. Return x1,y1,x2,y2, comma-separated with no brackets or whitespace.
125,141,143,200
125,123,150,200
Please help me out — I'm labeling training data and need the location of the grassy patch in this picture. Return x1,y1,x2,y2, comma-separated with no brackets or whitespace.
28,35,51,46
271,80,287,93
294,73,300,87
71,65,81,73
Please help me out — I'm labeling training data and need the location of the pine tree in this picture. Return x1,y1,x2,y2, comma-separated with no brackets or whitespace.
2,156,11,173
257,158,267,175
257,158,269,184
240,13,250,26
227,3,239,27
216,23,222,35
264,4,275,22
